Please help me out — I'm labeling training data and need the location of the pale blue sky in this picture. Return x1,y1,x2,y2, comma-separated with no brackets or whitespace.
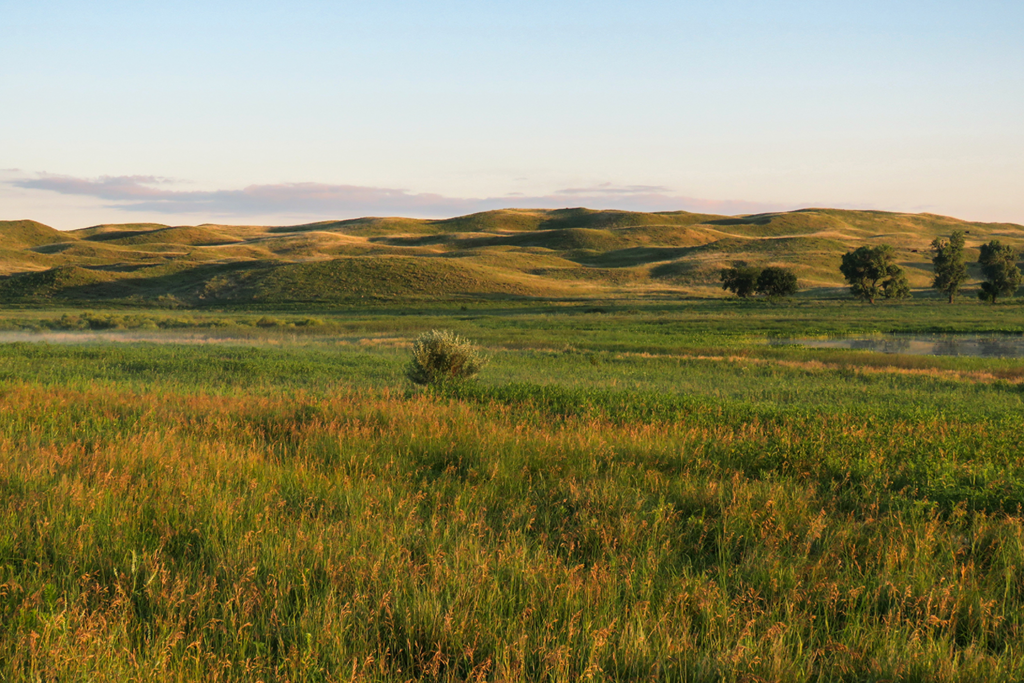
2,0,1023,228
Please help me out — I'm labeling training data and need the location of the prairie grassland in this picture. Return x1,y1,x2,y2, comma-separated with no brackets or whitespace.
1,303,1024,681
4,207,1024,303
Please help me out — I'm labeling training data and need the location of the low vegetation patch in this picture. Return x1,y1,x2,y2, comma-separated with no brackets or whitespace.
407,329,485,386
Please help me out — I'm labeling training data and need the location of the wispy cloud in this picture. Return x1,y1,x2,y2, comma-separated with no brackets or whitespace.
554,183,672,196
9,173,786,221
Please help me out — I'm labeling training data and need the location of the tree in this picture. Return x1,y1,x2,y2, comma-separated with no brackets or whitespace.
977,240,1022,304
839,245,910,304
720,266,761,298
755,267,798,298
931,231,968,303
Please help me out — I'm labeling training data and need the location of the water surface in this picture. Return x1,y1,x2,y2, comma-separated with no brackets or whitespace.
772,334,1024,359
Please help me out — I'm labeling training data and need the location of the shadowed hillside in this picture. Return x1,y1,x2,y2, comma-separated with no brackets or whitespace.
1,208,1022,305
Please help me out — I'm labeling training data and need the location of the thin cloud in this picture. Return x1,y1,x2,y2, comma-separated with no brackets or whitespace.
17,175,179,201
554,183,672,196
10,173,786,220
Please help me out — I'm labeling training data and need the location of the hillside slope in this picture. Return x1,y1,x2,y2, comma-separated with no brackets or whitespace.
0,220,75,249
1,208,1021,305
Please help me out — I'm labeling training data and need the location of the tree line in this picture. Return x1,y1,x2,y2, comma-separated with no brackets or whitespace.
721,231,1022,304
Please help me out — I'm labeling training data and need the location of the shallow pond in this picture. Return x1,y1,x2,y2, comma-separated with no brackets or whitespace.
771,334,1024,359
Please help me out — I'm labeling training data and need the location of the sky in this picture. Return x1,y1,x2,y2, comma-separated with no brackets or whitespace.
2,0,1023,229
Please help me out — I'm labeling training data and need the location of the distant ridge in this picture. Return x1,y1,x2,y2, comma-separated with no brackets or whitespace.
71,223,171,240
0,219,74,249
1,208,1022,305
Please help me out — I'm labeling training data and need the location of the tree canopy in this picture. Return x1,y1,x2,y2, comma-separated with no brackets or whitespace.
839,245,910,304
721,266,799,299
931,231,967,303
977,240,1022,304
720,266,761,298
756,267,799,298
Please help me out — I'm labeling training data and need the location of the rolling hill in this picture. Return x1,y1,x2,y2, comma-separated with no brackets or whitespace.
0,219,71,249
1,208,1021,305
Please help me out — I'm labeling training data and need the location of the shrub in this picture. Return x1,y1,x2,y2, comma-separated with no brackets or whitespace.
407,330,485,386
255,316,285,328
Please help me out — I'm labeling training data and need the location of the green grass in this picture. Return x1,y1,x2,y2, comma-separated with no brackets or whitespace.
0,219,71,249
2,302,1024,680
100,225,242,247
0,265,117,300
222,257,561,302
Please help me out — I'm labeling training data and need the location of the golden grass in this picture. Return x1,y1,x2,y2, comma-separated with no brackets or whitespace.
3,371,1024,681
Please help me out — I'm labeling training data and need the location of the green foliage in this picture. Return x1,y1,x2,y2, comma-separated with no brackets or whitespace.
840,245,911,303
977,240,1022,304
721,266,798,299
931,231,969,303
720,265,761,297
755,266,799,297
406,329,485,386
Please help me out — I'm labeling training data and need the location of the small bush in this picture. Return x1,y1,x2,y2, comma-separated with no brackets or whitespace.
407,330,485,386
255,316,285,328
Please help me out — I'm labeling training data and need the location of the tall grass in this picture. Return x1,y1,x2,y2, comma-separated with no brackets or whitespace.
1,333,1023,680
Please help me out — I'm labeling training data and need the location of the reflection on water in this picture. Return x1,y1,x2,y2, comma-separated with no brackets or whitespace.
772,334,1024,359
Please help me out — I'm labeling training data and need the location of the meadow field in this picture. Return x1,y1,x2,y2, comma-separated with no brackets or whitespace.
2,299,1024,681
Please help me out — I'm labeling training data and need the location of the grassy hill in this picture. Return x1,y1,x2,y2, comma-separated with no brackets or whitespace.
0,265,116,300
0,219,74,249
1,208,1022,305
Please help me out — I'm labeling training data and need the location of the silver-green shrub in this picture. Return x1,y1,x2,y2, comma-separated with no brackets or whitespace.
406,329,485,386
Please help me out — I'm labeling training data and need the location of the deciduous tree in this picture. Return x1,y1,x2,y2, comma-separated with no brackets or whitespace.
839,246,910,304
977,240,1022,304
931,230,968,304
720,266,761,298
755,267,798,298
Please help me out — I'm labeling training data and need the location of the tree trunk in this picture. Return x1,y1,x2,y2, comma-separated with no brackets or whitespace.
949,292,954,304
